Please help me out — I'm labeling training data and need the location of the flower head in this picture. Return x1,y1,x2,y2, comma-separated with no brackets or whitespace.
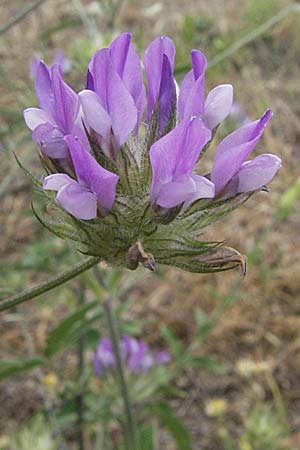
22,33,281,275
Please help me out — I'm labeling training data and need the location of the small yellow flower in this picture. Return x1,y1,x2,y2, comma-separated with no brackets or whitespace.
205,398,228,417
42,372,58,388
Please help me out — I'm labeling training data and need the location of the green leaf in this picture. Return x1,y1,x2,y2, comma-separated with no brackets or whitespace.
138,424,155,450
160,325,183,358
149,401,192,450
276,178,300,220
185,356,227,374
0,357,44,380
44,301,99,357
195,308,214,342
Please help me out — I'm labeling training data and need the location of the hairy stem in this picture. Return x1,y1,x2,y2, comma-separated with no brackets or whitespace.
0,256,100,313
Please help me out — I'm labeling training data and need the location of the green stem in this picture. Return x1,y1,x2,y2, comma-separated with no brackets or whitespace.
75,280,86,450
174,3,300,75
103,297,139,450
0,256,100,313
0,0,48,36
93,266,138,450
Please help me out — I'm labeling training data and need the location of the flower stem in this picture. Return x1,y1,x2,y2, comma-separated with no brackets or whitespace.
103,296,139,450
0,256,100,313
93,266,138,449
75,280,86,450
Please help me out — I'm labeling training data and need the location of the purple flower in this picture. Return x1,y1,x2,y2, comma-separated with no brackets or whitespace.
211,109,281,196
229,102,250,126
143,36,176,133
79,32,145,159
30,49,71,78
93,335,170,376
178,49,233,130
93,336,115,375
24,62,86,162
43,135,119,220
150,117,214,209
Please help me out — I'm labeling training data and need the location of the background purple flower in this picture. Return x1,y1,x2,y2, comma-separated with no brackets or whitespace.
93,335,170,376
30,49,71,78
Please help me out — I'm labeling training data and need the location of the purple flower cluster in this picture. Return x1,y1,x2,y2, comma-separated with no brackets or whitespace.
23,33,281,221
93,335,170,376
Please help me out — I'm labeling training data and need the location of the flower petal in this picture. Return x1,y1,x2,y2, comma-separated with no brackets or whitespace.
65,135,119,212
150,118,211,204
177,50,207,120
50,64,79,132
43,173,74,190
157,54,176,134
211,109,273,194
203,84,233,129
90,49,138,148
183,174,215,208
57,182,98,220
34,61,56,118
32,122,69,159
156,175,197,208
236,153,282,193
23,107,52,130
144,35,175,120
109,32,131,79
79,89,112,139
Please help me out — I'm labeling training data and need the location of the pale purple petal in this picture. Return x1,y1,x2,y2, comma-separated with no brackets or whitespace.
144,36,175,120
211,109,273,194
43,173,74,191
85,69,94,90
155,351,170,365
51,64,79,132
150,118,211,205
53,49,71,74
65,135,119,211
203,84,233,129
157,54,176,134
30,56,40,78
177,50,207,120
57,182,98,220
156,175,197,208
183,174,215,208
109,32,131,79
79,89,112,139
32,123,69,159
23,107,53,130
90,49,137,148
35,61,56,118
93,337,115,375
236,153,282,193
120,40,146,126
105,33,146,125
